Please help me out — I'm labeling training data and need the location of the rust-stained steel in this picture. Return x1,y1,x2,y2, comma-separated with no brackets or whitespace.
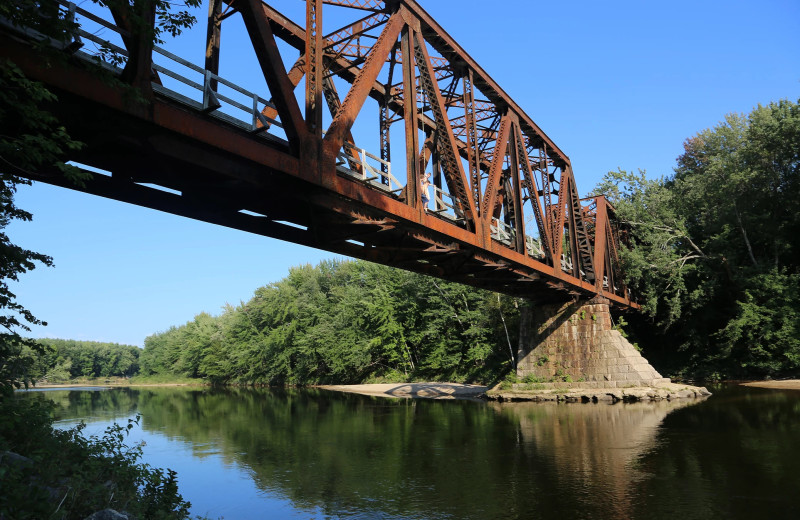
305,0,323,136
1,0,636,308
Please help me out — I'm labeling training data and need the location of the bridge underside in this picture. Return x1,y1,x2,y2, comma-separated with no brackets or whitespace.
31,78,569,302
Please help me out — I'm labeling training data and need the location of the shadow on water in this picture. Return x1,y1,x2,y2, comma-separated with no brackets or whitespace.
27,384,800,520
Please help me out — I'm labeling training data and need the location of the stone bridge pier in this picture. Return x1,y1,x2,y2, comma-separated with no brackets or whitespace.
517,297,670,387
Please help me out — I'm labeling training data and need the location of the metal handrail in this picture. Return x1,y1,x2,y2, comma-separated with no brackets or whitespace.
491,218,547,260
428,185,460,220
336,142,403,193
45,1,282,135
490,218,515,243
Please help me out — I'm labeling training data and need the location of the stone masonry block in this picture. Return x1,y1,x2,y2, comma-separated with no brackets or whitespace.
517,300,666,384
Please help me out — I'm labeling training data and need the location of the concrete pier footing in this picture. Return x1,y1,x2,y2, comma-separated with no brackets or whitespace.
516,297,670,388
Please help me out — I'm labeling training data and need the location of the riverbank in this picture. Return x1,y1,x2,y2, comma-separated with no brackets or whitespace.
740,379,800,390
316,381,715,402
486,381,712,403
317,382,488,400
26,376,207,388
28,382,202,389
27,379,800,397
318,381,716,403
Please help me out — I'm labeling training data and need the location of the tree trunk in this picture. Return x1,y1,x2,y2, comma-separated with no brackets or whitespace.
733,200,758,267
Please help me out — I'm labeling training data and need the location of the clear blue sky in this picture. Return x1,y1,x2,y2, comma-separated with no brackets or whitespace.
7,0,800,347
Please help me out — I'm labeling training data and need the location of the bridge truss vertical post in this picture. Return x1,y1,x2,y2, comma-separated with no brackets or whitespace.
401,24,419,208
566,175,581,278
518,129,552,262
538,144,557,260
592,195,609,292
379,45,398,186
432,139,443,212
463,69,481,214
204,0,223,92
110,0,155,96
305,0,323,136
564,166,595,281
508,121,527,254
378,105,392,183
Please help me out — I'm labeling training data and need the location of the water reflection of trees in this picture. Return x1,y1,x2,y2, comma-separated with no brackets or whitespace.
44,387,800,520
48,388,140,423
629,387,800,519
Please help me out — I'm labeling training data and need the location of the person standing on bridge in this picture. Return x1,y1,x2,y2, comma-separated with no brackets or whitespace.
421,172,432,213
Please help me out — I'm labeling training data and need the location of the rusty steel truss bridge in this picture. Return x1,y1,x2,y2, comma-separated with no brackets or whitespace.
1,0,635,307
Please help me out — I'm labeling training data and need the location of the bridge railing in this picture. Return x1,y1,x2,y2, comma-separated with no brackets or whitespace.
149,46,283,134
428,185,461,222
603,275,618,292
21,1,284,138
335,142,404,194
490,219,546,260
490,218,514,245
526,236,546,259
334,144,466,223
502,210,583,276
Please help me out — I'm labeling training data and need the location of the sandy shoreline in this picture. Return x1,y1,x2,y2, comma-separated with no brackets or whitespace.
316,383,488,400
319,379,800,402
740,380,800,390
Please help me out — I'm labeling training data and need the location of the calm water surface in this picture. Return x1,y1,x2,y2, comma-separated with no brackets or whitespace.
21,384,800,519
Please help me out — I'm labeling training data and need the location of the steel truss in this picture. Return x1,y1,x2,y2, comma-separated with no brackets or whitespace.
0,0,635,307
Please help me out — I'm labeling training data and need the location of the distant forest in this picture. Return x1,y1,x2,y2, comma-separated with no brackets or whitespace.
20,339,140,382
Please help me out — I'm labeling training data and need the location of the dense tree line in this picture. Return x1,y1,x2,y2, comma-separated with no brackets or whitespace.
598,99,800,379
140,260,519,385
24,338,141,381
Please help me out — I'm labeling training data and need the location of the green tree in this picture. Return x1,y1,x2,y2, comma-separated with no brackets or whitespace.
598,99,800,379
140,259,518,386
592,169,707,329
0,58,85,394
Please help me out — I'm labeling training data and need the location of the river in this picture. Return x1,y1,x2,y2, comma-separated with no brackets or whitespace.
20,384,800,519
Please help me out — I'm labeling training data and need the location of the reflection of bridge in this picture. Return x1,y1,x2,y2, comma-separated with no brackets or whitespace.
2,0,634,307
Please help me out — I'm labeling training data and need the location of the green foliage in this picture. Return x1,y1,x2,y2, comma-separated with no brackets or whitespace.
0,396,191,519
522,373,545,384
2,339,140,385
37,339,141,380
715,271,800,375
594,168,701,328
0,57,83,396
141,260,518,385
598,98,800,379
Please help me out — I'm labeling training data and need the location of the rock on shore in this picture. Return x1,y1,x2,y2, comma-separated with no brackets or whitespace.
486,381,712,403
